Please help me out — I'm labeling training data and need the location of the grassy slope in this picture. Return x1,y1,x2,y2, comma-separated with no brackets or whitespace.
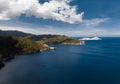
38,35,81,44
0,36,49,60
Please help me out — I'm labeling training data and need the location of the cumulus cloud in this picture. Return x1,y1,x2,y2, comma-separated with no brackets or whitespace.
0,0,84,24
82,18,109,26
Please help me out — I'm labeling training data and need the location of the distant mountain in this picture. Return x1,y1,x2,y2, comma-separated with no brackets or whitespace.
0,30,84,44
0,30,32,37
0,30,60,40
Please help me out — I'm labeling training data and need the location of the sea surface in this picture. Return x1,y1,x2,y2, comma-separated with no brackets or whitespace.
0,37,120,84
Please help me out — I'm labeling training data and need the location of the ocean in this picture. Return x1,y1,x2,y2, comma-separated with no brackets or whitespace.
0,37,120,84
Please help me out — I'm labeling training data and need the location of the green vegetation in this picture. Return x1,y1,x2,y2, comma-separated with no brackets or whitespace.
38,35,81,44
0,34,82,60
0,36,49,69
0,30,84,69
63,38,80,44
0,30,82,44
13,36,48,54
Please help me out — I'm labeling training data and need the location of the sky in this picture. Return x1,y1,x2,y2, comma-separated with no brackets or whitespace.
0,0,120,37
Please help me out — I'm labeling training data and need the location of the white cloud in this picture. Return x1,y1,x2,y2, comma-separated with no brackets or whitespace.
0,0,84,24
82,18,109,26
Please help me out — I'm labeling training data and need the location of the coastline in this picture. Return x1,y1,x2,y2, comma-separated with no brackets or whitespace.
0,41,84,70
0,33,84,70
63,41,85,45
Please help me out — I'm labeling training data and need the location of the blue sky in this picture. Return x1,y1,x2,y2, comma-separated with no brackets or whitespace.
0,0,120,37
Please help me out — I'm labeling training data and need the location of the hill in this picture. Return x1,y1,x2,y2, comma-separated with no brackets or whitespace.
0,30,61,40
0,30,84,69
0,30,32,37
0,30,84,44
0,36,49,69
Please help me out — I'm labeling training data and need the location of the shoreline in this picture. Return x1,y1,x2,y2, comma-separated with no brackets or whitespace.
0,41,84,70
63,41,85,45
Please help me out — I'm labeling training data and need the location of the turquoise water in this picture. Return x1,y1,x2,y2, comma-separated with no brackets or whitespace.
0,37,120,84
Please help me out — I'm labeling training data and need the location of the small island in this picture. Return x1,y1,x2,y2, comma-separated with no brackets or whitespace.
0,30,84,69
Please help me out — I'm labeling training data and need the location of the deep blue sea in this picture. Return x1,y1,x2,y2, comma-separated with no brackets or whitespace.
0,37,120,84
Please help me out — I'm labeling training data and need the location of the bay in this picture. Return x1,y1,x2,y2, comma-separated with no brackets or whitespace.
0,37,120,84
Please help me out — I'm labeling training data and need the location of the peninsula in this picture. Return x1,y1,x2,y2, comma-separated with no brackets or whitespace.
0,30,84,69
